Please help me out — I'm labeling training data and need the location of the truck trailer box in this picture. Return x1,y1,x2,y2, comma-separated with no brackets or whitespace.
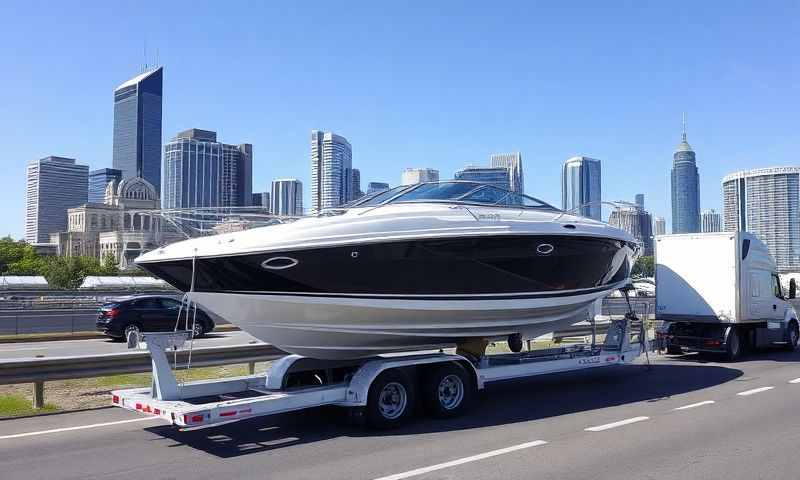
656,232,798,359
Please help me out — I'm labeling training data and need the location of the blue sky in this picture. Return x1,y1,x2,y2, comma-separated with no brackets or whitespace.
1,1,798,238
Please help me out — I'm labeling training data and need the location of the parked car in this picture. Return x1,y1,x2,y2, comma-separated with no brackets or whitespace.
96,295,215,341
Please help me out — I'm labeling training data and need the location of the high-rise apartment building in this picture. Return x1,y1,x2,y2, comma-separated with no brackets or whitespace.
88,168,122,203
609,204,654,256
562,156,602,221
367,182,390,194
310,131,355,212
723,167,800,273
489,152,524,194
454,166,511,190
401,168,439,186
271,178,303,216
653,216,666,236
701,209,722,233
112,67,163,193
25,156,89,243
162,129,253,209
670,119,700,233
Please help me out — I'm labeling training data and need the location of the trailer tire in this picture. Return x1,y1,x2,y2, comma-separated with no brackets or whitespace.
784,321,799,352
422,362,474,419
725,327,742,361
366,369,415,429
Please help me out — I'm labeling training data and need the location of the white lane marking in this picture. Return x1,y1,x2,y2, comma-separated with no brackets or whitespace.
0,346,49,352
737,386,775,396
371,440,548,480
673,400,715,410
789,378,800,384
584,416,650,432
0,417,160,440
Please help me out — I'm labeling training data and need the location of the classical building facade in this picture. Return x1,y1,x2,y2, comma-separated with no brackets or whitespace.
51,177,179,267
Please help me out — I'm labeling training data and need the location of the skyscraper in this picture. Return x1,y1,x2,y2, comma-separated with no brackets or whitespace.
489,152,524,194
635,194,645,210
653,216,666,236
454,166,511,190
25,156,89,243
723,167,800,273
88,168,122,203
351,168,363,200
562,156,602,221
670,117,700,233
310,131,354,212
252,192,270,211
608,204,654,256
700,209,722,233
367,182,390,194
271,178,303,216
112,67,163,193
401,168,439,186
162,129,253,209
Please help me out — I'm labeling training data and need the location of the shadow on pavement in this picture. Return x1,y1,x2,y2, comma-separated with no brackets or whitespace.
146,361,742,458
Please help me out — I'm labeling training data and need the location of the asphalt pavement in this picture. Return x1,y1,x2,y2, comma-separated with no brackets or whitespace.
0,330,260,360
1,348,799,479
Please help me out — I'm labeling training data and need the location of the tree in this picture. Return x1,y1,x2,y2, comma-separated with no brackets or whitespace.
100,252,119,276
632,256,654,278
0,237,46,275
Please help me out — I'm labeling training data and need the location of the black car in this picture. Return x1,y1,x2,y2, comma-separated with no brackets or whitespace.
96,295,215,341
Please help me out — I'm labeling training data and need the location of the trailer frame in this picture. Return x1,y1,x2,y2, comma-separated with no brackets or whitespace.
112,317,645,429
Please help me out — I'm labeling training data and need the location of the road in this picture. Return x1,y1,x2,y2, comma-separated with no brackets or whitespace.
0,330,260,360
1,349,799,479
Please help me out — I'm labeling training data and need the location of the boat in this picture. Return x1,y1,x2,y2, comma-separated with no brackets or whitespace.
135,181,639,359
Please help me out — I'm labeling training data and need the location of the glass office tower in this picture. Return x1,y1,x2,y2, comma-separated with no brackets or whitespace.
453,166,511,190
670,126,700,233
112,67,163,194
562,156,602,221
88,168,122,203
25,156,89,243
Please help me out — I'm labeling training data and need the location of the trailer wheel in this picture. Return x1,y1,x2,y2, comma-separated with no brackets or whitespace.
725,327,742,361
784,321,799,352
422,362,474,419
366,369,415,429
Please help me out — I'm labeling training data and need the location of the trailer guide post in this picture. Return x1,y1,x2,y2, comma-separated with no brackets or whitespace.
112,314,646,429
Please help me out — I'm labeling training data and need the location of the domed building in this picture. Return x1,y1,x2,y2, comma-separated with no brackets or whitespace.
51,177,182,268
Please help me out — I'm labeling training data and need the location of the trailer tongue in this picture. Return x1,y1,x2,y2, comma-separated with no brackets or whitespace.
112,315,647,430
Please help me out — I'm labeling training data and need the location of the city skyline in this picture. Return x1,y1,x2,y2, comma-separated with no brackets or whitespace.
3,3,798,237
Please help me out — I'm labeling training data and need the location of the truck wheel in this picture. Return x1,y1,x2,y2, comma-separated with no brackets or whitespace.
366,369,415,429
725,327,742,361
422,362,474,418
784,321,799,352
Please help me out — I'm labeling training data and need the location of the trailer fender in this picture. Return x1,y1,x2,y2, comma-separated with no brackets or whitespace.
341,354,478,406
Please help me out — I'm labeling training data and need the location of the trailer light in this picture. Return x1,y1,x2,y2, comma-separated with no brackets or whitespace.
219,411,237,417
153,408,161,415
704,339,722,347
191,415,204,423
135,403,142,410
112,395,119,404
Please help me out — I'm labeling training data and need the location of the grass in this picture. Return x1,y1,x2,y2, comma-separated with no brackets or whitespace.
0,362,271,419
0,394,59,417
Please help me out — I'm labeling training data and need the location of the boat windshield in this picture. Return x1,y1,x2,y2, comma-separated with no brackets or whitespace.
347,181,557,210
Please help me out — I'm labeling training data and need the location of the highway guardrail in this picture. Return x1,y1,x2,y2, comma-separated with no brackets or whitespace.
0,343,285,409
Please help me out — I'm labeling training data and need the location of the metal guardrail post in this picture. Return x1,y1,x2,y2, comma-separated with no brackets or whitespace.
33,381,45,409
15,314,19,336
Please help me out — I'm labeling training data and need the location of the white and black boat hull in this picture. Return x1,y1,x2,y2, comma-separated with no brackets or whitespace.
188,284,622,359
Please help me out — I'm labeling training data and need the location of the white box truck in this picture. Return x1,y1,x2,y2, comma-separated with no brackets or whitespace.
656,232,798,360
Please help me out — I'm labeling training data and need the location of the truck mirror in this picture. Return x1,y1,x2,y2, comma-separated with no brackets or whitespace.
790,279,796,299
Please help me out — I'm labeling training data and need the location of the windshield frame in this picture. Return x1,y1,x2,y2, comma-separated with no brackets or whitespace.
345,181,559,211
